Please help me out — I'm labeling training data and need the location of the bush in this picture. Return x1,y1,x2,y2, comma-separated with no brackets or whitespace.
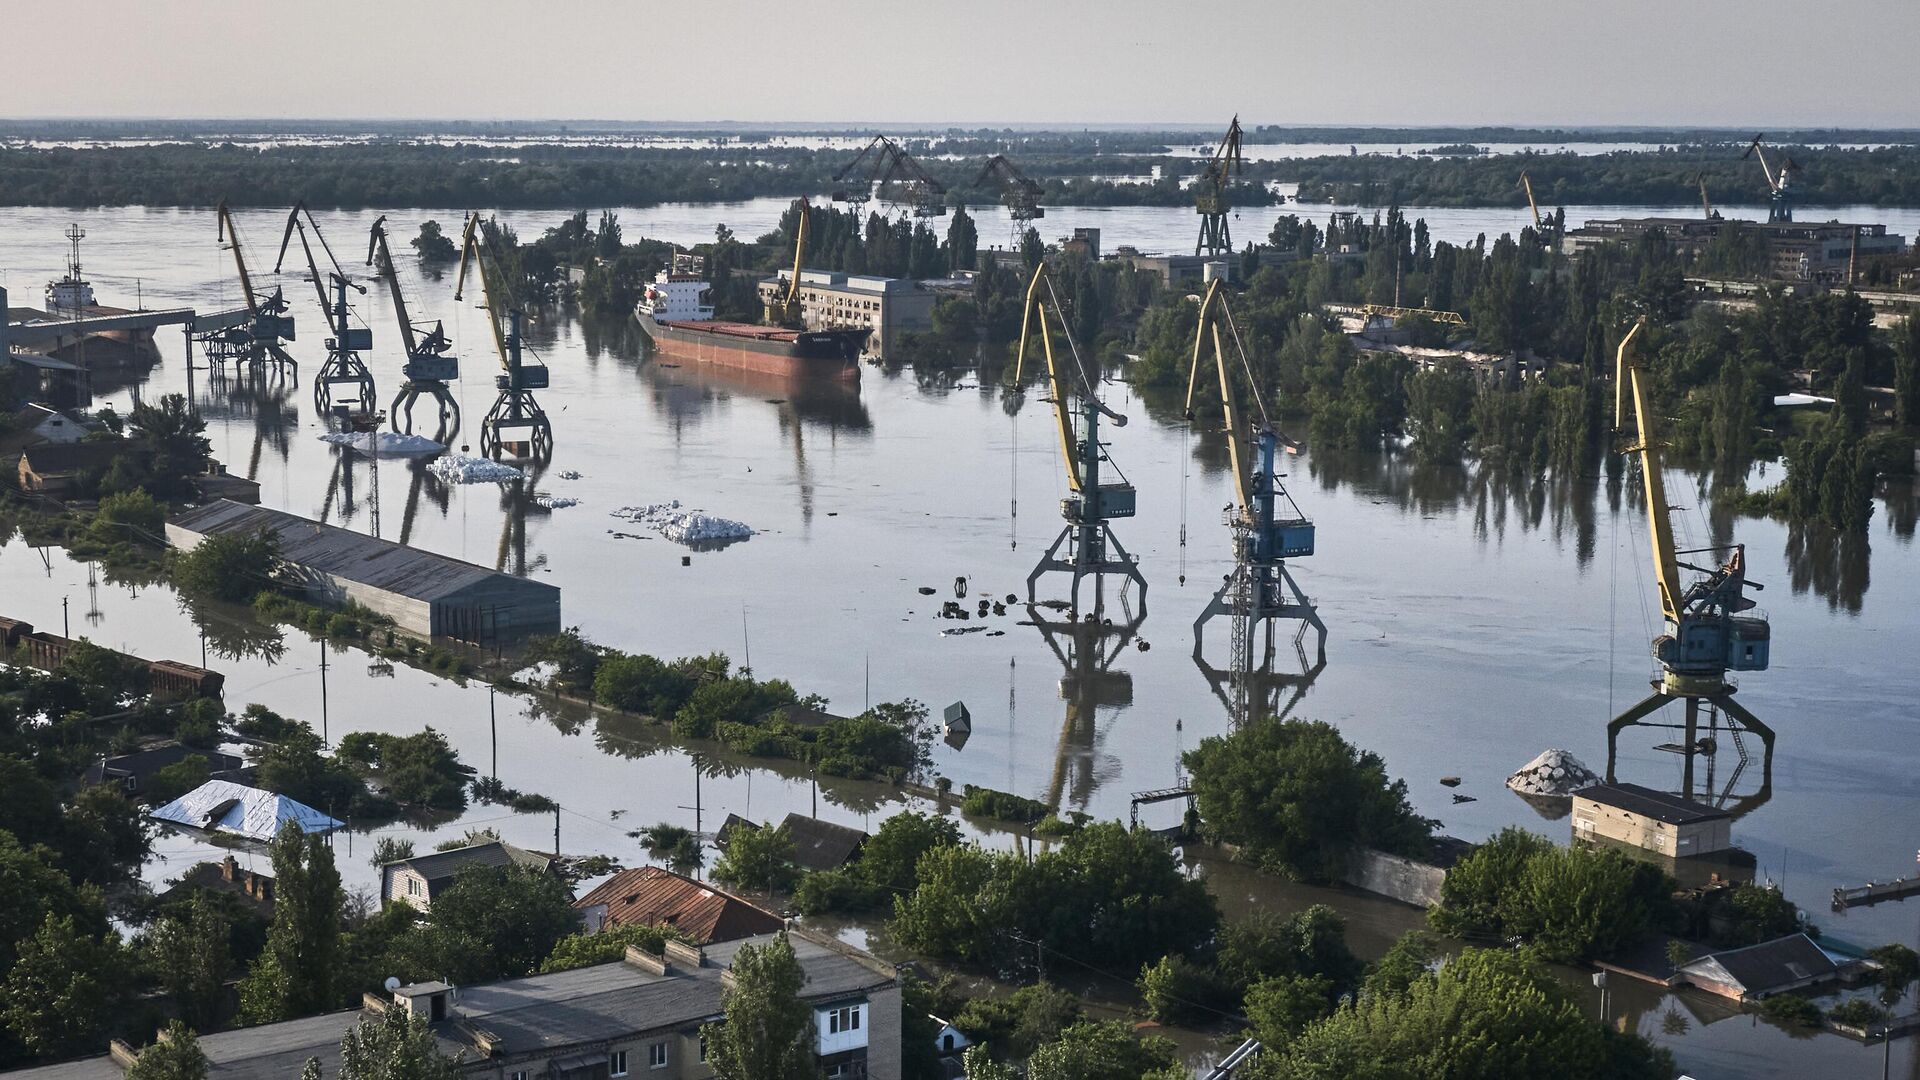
541,922,685,973
172,528,279,603
1429,828,1676,962
793,869,879,915
92,489,165,544
1826,998,1889,1027
961,785,1048,825
1136,954,1233,1024
1760,993,1824,1029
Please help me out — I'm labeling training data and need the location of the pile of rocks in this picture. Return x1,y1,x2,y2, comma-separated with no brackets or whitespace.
1504,749,1600,797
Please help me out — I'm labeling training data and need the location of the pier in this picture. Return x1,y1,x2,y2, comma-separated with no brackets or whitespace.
1832,875,1920,911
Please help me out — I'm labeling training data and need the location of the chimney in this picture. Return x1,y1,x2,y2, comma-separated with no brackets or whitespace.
222,854,239,882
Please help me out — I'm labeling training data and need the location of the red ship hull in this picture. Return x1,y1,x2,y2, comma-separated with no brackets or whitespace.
637,317,864,380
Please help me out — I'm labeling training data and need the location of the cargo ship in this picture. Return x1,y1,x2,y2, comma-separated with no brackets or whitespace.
635,260,865,381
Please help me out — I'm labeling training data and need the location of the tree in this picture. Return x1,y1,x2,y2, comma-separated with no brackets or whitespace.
1258,947,1673,1080
126,393,212,496
395,865,579,984
411,220,457,262
147,891,232,1030
946,206,978,272
963,1046,1018,1080
240,821,344,1023
148,754,212,804
952,982,1082,1060
126,1022,209,1080
1361,930,1436,1001
711,821,800,895
856,809,961,897
1869,943,1920,1008
1246,974,1336,1047
1,913,126,1058
1428,828,1673,962
1024,1020,1181,1080
92,489,166,544
0,830,105,976
335,1006,461,1080
252,724,359,816
61,784,152,889
633,823,704,873
702,933,814,1080
172,528,280,603
371,837,414,871
367,728,468,811
1137,954,1231,1024
1183,717,1433,881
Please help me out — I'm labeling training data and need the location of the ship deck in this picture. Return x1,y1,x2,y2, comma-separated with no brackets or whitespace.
658,319,802,342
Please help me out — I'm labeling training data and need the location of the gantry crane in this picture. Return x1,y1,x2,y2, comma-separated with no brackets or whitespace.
1608,317,1775,806
455,214,553,461
974,154,1045,244
1013,264,1146,616
274,202,376,416
1194,116,1244,258
832,135,948,218
201,201,297,374
367,216,460,438
1742,134,1797,223
1184,279,1326,727
764,198,811,329
1519,170,1544,230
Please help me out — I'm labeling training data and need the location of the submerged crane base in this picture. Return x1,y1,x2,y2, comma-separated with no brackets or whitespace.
314,356,376,416
391,382,460,442
1027,521,1147,619
479,391,552,463
1191,562,1328,665
1605,686,1775,818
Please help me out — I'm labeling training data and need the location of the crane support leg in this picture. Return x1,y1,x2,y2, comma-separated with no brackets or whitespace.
1027,521,1148,619
391,382,461,443
1605,688,1775,816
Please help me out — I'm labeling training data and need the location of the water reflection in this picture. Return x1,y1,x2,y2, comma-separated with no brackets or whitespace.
1025,603,1142,812
196,363,298,478
1784,525,1870,614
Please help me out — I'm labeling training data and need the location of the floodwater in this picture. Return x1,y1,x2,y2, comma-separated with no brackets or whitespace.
3,206,1918,1078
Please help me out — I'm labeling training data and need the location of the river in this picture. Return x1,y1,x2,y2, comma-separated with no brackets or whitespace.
2,204,1917,1077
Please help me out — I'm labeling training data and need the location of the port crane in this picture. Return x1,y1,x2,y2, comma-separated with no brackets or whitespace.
201,202,297,375
1194,116,1245,258
973,154,1045,244
1013,264,1147,616
366,217,460,439
831,135,948,218
1695,173,1722,221
1519,170,1543,230
273,202,377,416
1742,134,1797,223
764,198,811,328
1608,317,1774,808
1184,279,1326,727
455,214,553,461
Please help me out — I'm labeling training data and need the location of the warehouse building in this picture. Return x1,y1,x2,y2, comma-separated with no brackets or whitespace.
1571,782,1732,858
756,269,936,359
166,500,560,645
1561,217,1906,283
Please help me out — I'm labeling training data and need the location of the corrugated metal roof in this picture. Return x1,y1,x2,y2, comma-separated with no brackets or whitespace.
1683,933,1837,994
574,866,782,944
169,500,557,604
149,779,342,840
1576,782,1729,825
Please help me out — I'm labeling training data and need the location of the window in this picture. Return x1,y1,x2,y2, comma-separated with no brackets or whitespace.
511,1072,529,1080
408,877,421,897
649,1042,668,1069
610,1050,628,1076
698,1034,707,1063
827,1003,863,1033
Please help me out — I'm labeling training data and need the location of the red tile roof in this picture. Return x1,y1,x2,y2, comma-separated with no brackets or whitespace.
573,866,783,944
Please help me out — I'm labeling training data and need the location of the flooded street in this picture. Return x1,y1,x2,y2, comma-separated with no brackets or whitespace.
4,204,1919,1077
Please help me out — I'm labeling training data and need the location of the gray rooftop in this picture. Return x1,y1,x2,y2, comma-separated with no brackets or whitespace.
169,500,556,605
383,841,554,890
1575,782,1729,826
3,932,893,1079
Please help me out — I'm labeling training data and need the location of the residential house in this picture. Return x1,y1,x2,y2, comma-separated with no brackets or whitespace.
157,854,277,915
783,813,869,873
0,403,99,456
1676,933,1848,1002
380,840,558,912
574,865,784,943
16,439,126,496
14,929,901,1080
149,779,343,841
80,741,249,797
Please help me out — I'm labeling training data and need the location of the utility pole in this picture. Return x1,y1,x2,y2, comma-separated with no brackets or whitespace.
553,806,561,858
62,596,69,638
489,686,498,781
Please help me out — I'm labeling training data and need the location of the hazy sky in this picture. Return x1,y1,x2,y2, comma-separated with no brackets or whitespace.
9,0,1920,128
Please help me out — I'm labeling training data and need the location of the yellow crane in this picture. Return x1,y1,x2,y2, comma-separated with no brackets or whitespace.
367,216,460,437
1183,279,1325,726
1195,116,1245,258
1695,173,1721,221
764,198,810,328
1609,317,1774,809
455,214,553,461
1519,170,1544,230
1013,263,1145,616
203,202,297,373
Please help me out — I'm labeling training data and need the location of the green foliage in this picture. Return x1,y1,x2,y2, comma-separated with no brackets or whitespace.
390,865,579,984
1024,1020,1182,1080
54,639,150,707
1869,943,1920,1006
1137,953,1233,1024
125,1023,209,1080
854,809,961,897
540,922,684,974
371,837,414,870
1710,884,1806,948
702,933,815,1080
172,528,279,603
250,722,365,818
960,785,1049,825
890,823,1218,979
0,829,106,976
711,821,800,894
123,394,212,498
1245,973,1337,1047
345,728,468,811
1183,717,1434,881
1429,828,1676,962
240,821,345,1023
92,489,165,544
61,784,153,888
1362,930,1438,1000
1759,993,1823,1029
1826,998,1890,1027
146,754,211,804
952,982,1082,1060
1218,906,1364,995
523,627,603,696
1255,946,1673,1080
592,651,708,716
792,868,879,916
231,704,300,741
144,891,231,1030
1,913,126,1058
410,220,457,262
335,1006,462,1080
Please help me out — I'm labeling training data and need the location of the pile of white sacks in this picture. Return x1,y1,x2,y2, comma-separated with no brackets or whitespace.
427,454,523,484
1504,749,1600,797
318,432,444,455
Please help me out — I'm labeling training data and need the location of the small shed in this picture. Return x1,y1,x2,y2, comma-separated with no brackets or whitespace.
166,500,560,644
150,779,343,840
1572,782,1732,858
781,812,869,872
1676,933,1843,1001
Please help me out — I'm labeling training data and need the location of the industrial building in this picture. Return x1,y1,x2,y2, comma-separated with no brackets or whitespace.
1675,933,1847,1002
1571,782,1732,858
755,269,936,359
165,500,561,645
15,930,901,1080
1561,217,1906,283
1110,246,1232,288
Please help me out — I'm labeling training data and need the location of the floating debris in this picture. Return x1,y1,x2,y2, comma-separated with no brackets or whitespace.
1439,776,1462,788
558,469,583,480
318,431,444,455
533,494,580,510
918,586,937,596
429,453,523,484
940,625,988,637
610,501,754,547
1505,749,1600,797
1452,794,1477,804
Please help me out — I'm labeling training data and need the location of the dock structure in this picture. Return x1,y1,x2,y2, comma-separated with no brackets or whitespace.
1833,876,1920,911
6,305,199,347
165,500,561,645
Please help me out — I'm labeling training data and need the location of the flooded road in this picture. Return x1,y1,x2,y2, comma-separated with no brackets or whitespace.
3,205,1918,1078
